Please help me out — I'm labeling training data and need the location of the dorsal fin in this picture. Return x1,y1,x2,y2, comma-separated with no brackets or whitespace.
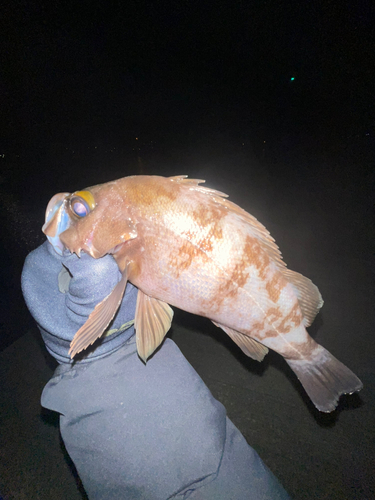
169,176,323,327
219,198,286,268
169,175,285,268
168,175,229,198
281,268,324,327
222,198,324,326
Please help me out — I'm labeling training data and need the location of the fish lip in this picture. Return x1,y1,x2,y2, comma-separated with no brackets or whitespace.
42,193,71,255
70,242,124,258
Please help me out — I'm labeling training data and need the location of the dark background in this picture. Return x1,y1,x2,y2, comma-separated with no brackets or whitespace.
1,0,373,350
0,1,374,499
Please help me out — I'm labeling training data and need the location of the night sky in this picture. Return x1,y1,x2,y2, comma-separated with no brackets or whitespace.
2,1,373,160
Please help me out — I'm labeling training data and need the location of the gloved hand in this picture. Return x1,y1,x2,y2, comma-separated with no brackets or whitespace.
22,240,138,364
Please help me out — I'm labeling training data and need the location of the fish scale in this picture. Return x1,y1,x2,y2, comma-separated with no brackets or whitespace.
42,174,362,412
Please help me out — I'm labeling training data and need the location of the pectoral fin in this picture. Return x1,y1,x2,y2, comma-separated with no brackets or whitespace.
213,321,269,362
135,291,174,362
69,265,129,358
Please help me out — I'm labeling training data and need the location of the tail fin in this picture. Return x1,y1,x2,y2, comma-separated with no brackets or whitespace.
286,346,363,412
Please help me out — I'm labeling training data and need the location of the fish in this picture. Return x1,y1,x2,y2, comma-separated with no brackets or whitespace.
42,174,363,412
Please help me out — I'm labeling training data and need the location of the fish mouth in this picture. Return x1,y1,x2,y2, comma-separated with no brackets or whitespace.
43,192,135,258
43,193,101,258
42,192,71,255
58,229,101,259
108,243,125,255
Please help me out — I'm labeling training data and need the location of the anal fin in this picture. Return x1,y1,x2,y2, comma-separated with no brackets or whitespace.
212,322,269,362
135,291,174,362
69,265,129,358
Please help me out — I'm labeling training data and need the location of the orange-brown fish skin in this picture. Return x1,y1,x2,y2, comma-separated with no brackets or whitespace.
61,176,316,359
59,175,362,411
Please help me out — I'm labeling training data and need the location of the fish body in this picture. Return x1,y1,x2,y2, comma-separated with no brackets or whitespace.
43,175,362,412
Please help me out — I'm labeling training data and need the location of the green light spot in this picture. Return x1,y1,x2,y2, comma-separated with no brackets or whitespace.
290,77,295,81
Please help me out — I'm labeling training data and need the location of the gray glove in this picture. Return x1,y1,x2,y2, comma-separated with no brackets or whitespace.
22,241,138,364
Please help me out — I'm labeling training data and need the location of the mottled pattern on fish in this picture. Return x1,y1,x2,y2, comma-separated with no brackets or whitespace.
43,175,363,412
90,176,312,360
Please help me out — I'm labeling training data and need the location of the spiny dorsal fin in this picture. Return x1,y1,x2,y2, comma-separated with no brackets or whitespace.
168,175,229,198
218,198,287,268
169,176,323,328
281,268,324,327
135,291,174,362
169,176,285,268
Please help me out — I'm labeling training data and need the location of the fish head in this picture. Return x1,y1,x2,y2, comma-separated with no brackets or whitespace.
42,185,138,258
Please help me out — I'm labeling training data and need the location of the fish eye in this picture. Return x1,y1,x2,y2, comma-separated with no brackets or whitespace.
71,199,89,217
70,191,95,218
